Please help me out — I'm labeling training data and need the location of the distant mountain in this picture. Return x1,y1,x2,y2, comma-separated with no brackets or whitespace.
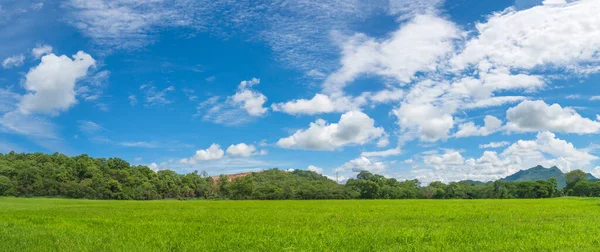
501,165,598,189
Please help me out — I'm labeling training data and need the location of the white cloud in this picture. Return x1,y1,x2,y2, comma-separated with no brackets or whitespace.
376,133,390,148
361,147,402,158
128,95,137,106
542,0,567,5
506,100,600,134
415,131,598,183
590,96,600,101
31,44,53,59
367,89,406,104
199,78,268,125
230,78,267,116
277,111,384,151
335,156,387,173
2,54,25,69
65,0,437,73
307,165,324,174
0,111,58,139
140,84,174,106
77,70,110,102
424,150,465,169
455,115,502,138
453,0,600,73
389,0,445,20
149,163,158,171
197,96,253,126
502,131,597,172
226,143,258,157
272,94,340,115
359,0,600,144
77,120,105,134
393,102,454,142
258,140,267,147
179,144,225,164
119,141,157,148
148,162,168,172
463,96,527,110
182,88,198,101
566,94,581,100
0,88,20,114
592,166,600,178
479,141,510,149
389,1,600,144
324,14,459,95
65,0,180,49
19,51,96,115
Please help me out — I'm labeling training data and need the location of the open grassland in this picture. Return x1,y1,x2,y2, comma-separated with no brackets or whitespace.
1,198,600,251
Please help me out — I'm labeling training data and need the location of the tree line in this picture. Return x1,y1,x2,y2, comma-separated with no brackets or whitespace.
0,152,598,200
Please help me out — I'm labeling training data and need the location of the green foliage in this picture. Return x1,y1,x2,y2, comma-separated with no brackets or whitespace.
0,153,351,200
2,152,600,200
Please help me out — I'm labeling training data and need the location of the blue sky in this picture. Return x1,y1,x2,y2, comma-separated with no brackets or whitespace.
1,0,600,183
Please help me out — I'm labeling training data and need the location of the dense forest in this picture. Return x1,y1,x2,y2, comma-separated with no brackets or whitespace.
1,152,599,200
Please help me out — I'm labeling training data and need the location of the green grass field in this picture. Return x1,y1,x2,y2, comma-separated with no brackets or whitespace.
1,198,599,251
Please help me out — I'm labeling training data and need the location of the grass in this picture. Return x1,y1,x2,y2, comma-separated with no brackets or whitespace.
1,198,600,251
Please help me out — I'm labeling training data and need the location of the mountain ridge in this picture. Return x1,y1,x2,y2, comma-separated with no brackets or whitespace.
499,165,597,189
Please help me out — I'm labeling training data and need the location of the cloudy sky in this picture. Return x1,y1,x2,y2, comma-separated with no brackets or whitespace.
1,0,600,183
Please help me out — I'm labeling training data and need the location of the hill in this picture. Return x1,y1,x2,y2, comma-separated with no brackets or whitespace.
501,165,597,189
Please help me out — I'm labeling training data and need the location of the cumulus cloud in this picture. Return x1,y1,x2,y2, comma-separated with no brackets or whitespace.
361,147,403,158
503,131,597,172
271,90,405,116
230,78,267,116
415,131,598,183
393,102,454,142
324,14,459,95
335,156,387,173
198,78,268,125
277,111,384,150
542,0,568,6
479,141,510,149
2,54,25,69
453,0,600,73
455,115,502,138
272,94,341,115
303,1,600,144
32,44,53,59
423,150,465,169
462,96,527,110
307,165,324,174
19,51,96,115
592,166,600,178
506,100,600,134
179,144,225,164
226,143,259,157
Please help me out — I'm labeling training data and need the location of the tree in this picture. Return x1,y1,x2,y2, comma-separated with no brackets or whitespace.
565,170,589,193
422,186,436,199
0,175,14,196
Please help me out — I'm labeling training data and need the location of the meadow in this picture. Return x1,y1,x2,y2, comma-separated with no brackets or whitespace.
1,197,599,251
